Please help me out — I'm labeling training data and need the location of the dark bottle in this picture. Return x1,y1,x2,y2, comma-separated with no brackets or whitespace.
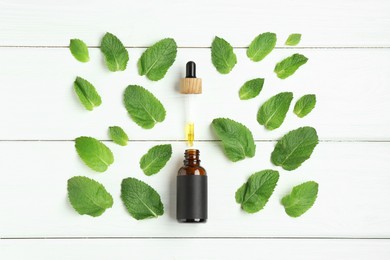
177,149,207,223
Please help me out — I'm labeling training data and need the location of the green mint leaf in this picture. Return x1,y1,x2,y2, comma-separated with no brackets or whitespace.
73,77,102,111
138,38,177,81
100,32,129,72
109,126,128,146
235,182,247,204
69,39,90,62
274,53,308,79
285,33,301,46
211,118,256,162
294,94,316,118
271,126,319,171
123,85,166,129
247,32,277,62
235,170,279,213
239,78,264,100
75,137,114,172
140,144,172,176
121,177,164,220
257,92,293,130
67,176,113,217
211,36,237,74
282,181,319,217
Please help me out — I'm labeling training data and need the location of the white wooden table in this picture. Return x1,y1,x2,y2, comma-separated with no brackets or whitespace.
1,0,390,259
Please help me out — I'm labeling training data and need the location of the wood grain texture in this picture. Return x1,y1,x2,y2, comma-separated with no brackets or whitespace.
1,141,389,238
0,48,389,141
1,239,390,259
0,0,389,47
180,78,202,94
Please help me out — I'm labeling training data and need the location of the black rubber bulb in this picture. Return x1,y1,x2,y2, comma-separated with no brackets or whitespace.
186,61,196,78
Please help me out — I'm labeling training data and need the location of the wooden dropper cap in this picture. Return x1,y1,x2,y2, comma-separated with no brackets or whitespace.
180,61,202,94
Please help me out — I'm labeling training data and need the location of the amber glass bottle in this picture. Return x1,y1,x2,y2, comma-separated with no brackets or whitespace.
177,149,207,223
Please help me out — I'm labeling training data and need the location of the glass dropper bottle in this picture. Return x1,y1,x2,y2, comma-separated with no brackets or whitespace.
177,62,207,223
177,149,207,223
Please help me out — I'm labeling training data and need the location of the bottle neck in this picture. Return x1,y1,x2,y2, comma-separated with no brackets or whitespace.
184,149,201,166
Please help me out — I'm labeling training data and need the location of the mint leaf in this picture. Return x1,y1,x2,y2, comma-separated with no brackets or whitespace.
239,78,264,100
121,177,164,220
271,126,319,171
123,85,166,129
138,38,177,81
294,94,316,118
282,181,319,217
140,144,172,176
100,32,129,72
211,118,256,162
285,33,301,46
211,36,237,74
257,92,293,130
67,176,113,217
235,182,247,204
235,170,279,213
274,53,308,79
109,126,128,146
69,39,89,62
73,77,102,111
75,137,114,172
247,32,277,62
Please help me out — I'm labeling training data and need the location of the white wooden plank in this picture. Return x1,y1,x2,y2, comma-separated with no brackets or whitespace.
0,0,389,47
1,141,389,238
0,48,389,141
1,239,390,260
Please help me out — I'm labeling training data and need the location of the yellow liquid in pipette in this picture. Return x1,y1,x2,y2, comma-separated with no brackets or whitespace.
185,122,194,147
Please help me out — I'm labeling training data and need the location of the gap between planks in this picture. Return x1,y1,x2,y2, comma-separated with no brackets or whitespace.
0,45,390,49
1,237,390,240
0,140,389,143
